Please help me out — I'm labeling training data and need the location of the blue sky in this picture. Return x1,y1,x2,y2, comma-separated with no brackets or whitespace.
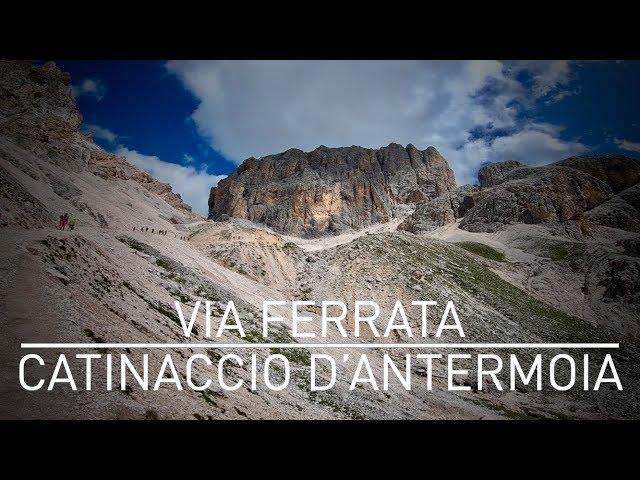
57,60,640,215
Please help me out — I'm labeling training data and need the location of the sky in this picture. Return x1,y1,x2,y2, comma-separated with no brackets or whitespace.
57,60,640,215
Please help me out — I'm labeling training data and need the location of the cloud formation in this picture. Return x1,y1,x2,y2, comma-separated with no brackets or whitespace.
71,78,107,101
505,60,575,101
166,60,586,184
115,146,226,215
83,123,119,143
615,138,640,153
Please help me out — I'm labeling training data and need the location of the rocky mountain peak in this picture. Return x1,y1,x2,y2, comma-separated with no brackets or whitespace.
0,60,82,144
209,143,457,237
0,60,197,218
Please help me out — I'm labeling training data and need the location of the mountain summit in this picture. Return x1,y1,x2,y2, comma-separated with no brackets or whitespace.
208,144,456,237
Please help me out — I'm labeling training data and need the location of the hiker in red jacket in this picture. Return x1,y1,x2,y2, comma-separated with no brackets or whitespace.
59,213,69,230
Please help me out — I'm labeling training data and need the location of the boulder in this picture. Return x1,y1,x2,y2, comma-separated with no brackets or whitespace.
399,185,479,233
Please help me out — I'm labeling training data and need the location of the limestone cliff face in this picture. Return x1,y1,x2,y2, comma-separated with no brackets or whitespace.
0,60,197,223
209,143,456,237
459,163,614,232
399,155,640,234
458,156,640,233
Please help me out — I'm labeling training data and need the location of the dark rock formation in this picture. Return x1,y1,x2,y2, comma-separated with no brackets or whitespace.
478,160,524,187
617,238,640,256
0,60,82,143
398,185,478,233
209,143,456,237
455,156,640,233
88,149,195,214
556,155,640,193
584,183,640,233
460,164,613,232
584,250,640,304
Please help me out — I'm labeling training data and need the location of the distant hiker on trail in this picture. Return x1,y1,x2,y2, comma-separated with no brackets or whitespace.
59,213,69,230
152,228,154,234
145,227,149,232
68,217,76,231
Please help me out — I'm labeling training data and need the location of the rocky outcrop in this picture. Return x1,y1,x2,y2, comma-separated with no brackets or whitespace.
0,61,82,144
478,160,524,187
209,143,456,237
88,148,195,214
398,185,478,233
0,61,197,220
617,238,640,255
584,250,640,304
460,164,613,232
556,155,640,193
457,156,640,233
584,183,640,233
0,164,54,228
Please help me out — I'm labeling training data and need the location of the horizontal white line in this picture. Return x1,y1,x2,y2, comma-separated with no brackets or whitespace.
20,343,619,349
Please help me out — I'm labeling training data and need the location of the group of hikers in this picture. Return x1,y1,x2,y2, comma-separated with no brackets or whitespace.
55,215,186,240
134,226,187,240
58,213,77,231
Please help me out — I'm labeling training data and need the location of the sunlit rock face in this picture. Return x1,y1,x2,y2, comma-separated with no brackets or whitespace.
208,143,457,237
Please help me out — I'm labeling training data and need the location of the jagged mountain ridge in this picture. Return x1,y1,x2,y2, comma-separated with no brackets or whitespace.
208,143,456,237
209,135,640,243
398,154,640,234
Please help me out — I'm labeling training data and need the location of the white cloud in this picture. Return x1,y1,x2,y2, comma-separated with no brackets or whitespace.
506,60,574,100
454,124,588,183
83,123,118,143
115,146,226,215
614,138,640,153
166,60,586,185
183,153,196,163
71,78,106,101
